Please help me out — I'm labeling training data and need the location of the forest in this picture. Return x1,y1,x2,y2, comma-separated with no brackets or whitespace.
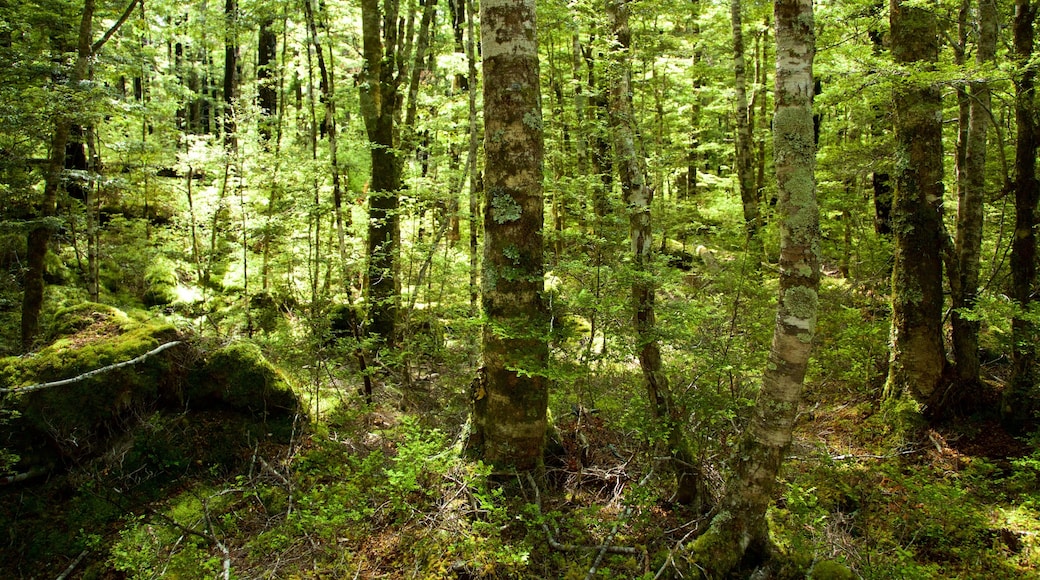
1,0,1039,577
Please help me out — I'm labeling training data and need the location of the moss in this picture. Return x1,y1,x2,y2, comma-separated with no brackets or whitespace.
189,342,299,417
1,312,182,457
809,559,854,580
143,258,178,307
46,302,130,339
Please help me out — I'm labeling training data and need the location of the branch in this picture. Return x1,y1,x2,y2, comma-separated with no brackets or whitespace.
0,341,183,395
92,0,141,54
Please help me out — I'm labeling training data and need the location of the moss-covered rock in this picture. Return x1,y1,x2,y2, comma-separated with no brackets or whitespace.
0,307,184,458
188,342,298,417
809,559,854,580
46,301,130,339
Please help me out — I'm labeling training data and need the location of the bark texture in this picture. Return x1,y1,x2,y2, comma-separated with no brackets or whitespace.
471,0,549,471
686,0,818,572
1004,0,1039,429
360,0,402,344
885,0,948,406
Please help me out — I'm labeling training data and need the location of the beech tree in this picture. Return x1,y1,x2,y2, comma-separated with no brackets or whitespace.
360,0,403,345
470,0,549,471
687,0,818,570
1004,0,1039,428
884,0,948,407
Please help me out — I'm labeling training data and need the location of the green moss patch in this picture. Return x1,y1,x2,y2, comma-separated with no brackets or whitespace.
188,341,299,417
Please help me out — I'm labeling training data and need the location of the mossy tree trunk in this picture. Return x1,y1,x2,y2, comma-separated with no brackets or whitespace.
605,0,708,511
1004,0,1039,429
884,0,949,406
950,0,996,404
686,0,818,571
22,0,95,350
470,0,549,472
360,0,403,346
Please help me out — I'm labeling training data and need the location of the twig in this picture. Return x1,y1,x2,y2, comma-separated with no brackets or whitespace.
1,341,183,395
524,472,642,556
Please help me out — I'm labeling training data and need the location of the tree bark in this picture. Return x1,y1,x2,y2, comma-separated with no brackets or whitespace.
884,0,949,406
21,0,95,350
687,0,818,570
470,0,549,471
360,0,403,345
257,16,278,142
950,0,997,402
1004,0,1039,429
223,0,238,149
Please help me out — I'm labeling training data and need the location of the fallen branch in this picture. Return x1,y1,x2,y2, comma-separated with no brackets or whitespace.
55,549,88,580
524,472,642,557
0,341,183,395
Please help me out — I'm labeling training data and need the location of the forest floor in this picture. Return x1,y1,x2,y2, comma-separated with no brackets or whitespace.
2,282,1040,579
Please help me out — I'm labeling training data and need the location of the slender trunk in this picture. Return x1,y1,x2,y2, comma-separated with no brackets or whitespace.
22,0,94,350
470,0,548,471
223,0,238,149
732,0,760,258
1004,0,1039,429
884,0,949,406
950,0,997,400
466,0,480,315
688,0,818,571
303,0,346,289
606,0,707,511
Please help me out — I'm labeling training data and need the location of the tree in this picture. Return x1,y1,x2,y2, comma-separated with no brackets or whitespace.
469,0,549,471
884,0,948,407
1004,0,1039,429
731,0,761,257
605,0,706,510
949,0,997,400
687,0,818,570
21,0,96,349
360,0,403,345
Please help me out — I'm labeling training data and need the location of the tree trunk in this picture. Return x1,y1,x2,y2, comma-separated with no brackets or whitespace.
466,0,480,315
606,0,707,512
1004,0,1039,429
257,16,278,142
223,0,238,149
687,0,818,571
21,0,95,350
360,0,402,345
884,0,949,406
470,0,549,472
950,0,997,402
732,0,761,258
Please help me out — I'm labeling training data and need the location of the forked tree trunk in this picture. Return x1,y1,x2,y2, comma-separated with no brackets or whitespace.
884,0,949,406
1004,0,1039,429
686,0,818,571
469,0,549,471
